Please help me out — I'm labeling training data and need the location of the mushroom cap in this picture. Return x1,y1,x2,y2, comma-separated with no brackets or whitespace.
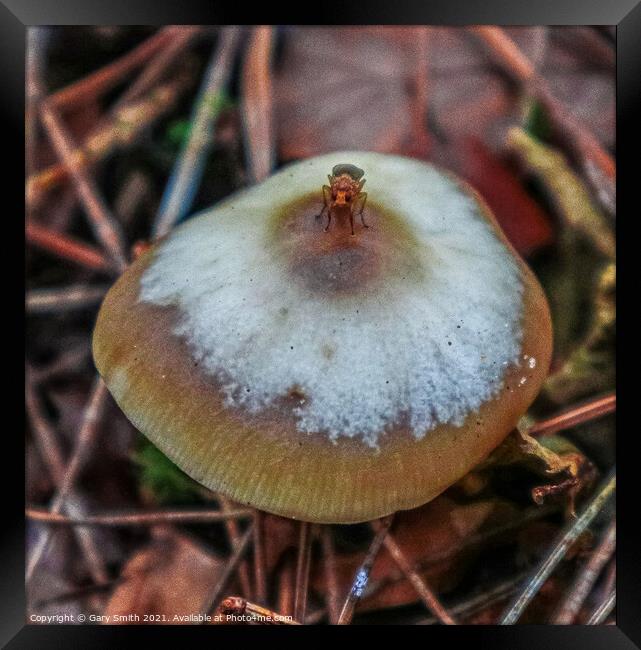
93,151,552,524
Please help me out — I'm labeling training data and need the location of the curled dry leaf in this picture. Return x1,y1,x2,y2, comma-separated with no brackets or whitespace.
104,527,232,624
485,428,596,515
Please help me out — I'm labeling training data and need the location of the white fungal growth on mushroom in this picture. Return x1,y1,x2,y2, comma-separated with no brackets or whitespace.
139,152,524,448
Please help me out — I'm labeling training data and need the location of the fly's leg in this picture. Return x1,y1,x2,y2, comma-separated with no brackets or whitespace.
316,203,328,224
315,185,334,232
325,209,333,232
354,192,369,228
349,209,355,235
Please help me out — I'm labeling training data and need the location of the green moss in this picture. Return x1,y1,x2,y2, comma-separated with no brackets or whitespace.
132,437,205,505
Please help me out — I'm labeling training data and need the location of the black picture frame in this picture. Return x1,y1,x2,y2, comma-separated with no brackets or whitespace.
6,0,635,646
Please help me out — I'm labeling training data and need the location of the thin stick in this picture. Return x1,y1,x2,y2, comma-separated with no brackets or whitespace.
293,521,312,623
600,560,616,601
321,527,341,624
61,498,111,587
115,26,203,106
381,531,457,624
153,26,242,239
467,26,615,213
49,27,176,110
499,468,616,624
418,574,527,625
200,523,254,617
26,222,114,273
337,515,393,625
241,26,274,183
26,28,49,176
25,367,67,483
31,345,90,383
216,495,253,599
253,509,267,604
28,76,189,206
26,285,108,314
409,26,431,158
26,377,109,583
39,101,128,270
527,393,615,438
278,555,296,616
219,596,300,625
586,589,616,625
552,518,616,624
25,371,109,585
26,506,253,526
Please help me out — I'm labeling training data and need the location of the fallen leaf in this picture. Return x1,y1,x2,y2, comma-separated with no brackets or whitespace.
104,527,230,624
312,496,520,612
275,27,429,159
455,136,554,255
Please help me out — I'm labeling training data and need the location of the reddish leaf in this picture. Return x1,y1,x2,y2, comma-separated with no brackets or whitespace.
455,136,554,255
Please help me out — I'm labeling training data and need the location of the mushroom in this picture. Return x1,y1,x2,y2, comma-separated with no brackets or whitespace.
93,151,552,524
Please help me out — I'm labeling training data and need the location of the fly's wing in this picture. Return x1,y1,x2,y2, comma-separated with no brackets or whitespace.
331,164,364,180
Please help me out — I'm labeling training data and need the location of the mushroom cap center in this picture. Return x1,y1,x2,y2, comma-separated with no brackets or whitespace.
270,193,424,296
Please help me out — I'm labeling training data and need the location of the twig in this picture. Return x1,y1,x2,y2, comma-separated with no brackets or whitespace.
418,573,527,625
26,506,253,526
278,555,296,616
116,26,203,106
293,521,313,623
153,26,242,239
600,560,616,602
337,515,393,625
25,366,67,483
62,498,111,587
28,76,190,206
200,523,255,617
217,495,253,599
25,371,109,585
499,468,616,624
26,221,115,273
366,504,558,604
467,26,615,214
507,127,615,259
31,345,91,383
527,393,616,438
219,596,300,625
381,529,457,624
552,518,616,624
48,27,177,110
26,285,108,314
241,26,274,183
253,509,267,604
321,527,341,625
26,377,109,583
39,100,129,270
26,28,49,176
114,172,151,225
408,27,431,158
586,589,616,625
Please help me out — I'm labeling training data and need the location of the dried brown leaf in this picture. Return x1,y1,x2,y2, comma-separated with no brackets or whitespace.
312,497,518,612
104,527,230,624
275,27,427,159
